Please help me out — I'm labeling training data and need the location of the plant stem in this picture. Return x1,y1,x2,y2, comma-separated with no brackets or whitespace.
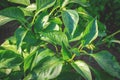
102,29,120,41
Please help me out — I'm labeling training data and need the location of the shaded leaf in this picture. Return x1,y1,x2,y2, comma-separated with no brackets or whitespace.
91,50,120,79
91,67,114,80
0,49,23,68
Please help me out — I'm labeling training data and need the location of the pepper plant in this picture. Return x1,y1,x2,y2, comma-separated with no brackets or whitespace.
0,0,120,80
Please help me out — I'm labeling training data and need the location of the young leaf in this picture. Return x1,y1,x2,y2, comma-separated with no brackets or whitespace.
71,60,92,80
91,50,120,79
0,49,23,68
0,7,26,26
36,0,56,12
81,18,98,46
40,31,69,46
8,0,30,6
62,10,79,37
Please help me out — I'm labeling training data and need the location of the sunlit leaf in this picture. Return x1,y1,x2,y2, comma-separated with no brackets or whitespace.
44,22,60,31
62,10,79,38
24,49,54,72
71,60,92,80
69,0,90,7
81,18,98,46
8,0,30,6
36,0,56,12
0,7,26,26
24,54,63,80
40,31,69,46
34,13,49,32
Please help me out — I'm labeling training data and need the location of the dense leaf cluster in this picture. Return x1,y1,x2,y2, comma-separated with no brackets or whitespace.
0,0,120,80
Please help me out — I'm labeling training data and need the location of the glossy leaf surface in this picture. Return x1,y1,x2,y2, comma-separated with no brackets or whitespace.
62,10,79,37
81,18,98,46
71,60,92,80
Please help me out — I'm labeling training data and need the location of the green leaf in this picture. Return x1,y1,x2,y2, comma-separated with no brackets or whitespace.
41,31,69,46
61,43,71,60
69,0,90,7
24,56,63,80
81,18,98,46
70,25,84,42
36,0,56,12
1,37,17,53
34,13,49,32
0,49,23,68
0,16,13,26
91,50,120,79
18,3,37,16
57,71,83,80
15,27,28,48
61,0,69,8
62,10,79,37
8,0,30,6
77,7,92,20
98,21,106,37
50,17,62,25
91,67,114,80
71,60,92,80
25,3,37,12
44,22,60,32
71,48,80,56
0,7,26,26
24,49,54,72
23,31,37,45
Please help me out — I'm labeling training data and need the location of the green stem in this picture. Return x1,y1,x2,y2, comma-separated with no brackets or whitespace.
102,29,120,41
80,50,89,56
